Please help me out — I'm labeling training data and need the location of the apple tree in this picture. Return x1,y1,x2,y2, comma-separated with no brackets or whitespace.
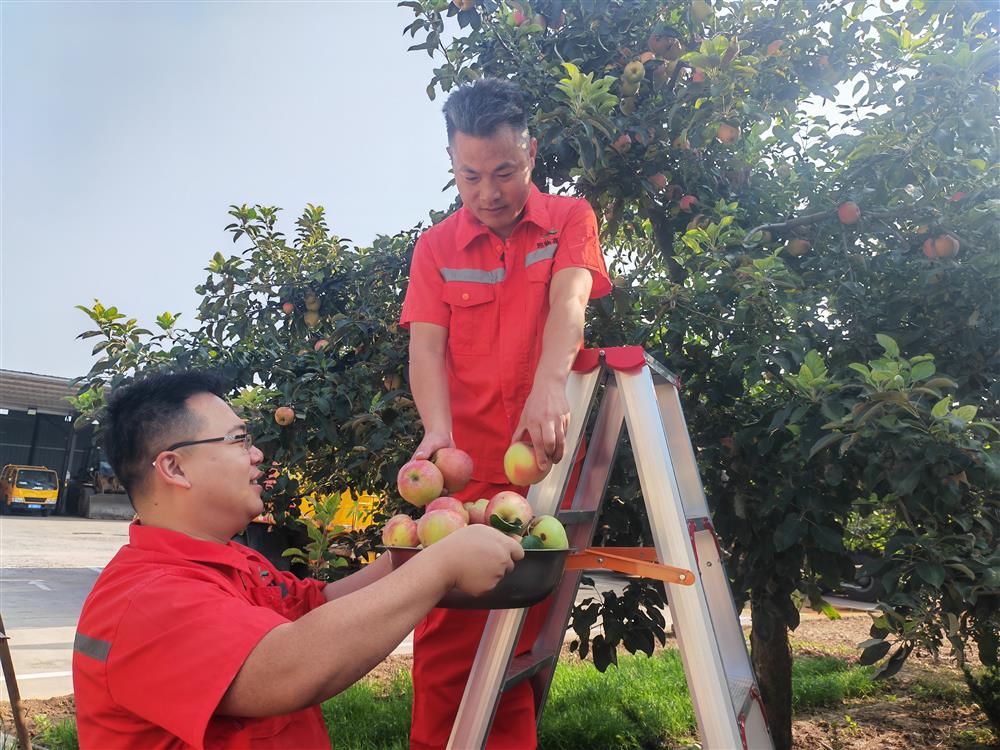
398,0,999,744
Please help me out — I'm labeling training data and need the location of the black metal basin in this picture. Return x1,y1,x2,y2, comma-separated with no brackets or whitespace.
384,546,573,609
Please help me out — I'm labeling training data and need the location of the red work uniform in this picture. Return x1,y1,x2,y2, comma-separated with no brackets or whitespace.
73,522,331,749
400,184,611,749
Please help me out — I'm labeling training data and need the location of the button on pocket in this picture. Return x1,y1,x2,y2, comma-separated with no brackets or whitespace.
442,282,495,356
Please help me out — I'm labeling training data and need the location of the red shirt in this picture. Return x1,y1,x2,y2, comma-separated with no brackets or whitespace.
73,523,331,749
401,185,611,482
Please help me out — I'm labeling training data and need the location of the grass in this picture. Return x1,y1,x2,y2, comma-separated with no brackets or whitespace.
324,650,884,750
16,651,926,750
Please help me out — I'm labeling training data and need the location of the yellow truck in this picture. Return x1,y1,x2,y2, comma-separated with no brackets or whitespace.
0,464,60,516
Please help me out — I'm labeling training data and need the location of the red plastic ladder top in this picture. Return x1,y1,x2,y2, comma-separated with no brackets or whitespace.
572,346,646,373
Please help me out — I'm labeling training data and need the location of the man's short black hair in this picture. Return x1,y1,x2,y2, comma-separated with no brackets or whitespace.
442,78,529,142
101,370,225,496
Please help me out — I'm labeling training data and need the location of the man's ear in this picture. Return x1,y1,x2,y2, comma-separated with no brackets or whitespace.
152,453,192,490
528,137,538,168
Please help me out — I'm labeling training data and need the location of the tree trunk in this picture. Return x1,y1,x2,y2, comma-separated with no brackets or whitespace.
750,590,793,750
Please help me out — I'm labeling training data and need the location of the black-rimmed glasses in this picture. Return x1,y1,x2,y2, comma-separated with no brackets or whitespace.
151,433,252,467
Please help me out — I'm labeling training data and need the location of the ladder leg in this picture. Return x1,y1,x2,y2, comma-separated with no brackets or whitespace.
616,365,748,749
446,608,528,750
447,367,605,750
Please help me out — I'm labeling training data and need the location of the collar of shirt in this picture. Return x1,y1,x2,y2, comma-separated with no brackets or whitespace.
453,183,553,251
128,521,262,577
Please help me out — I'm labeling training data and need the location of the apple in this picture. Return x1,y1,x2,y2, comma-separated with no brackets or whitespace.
648,173,669,191
432,447,474,493
620,96,638,115
679,195,699,212
304,311,320,328
639,51,656,63
486,491,534,533
527,515,569,550
767,39,784,57
838,201,861,225
417,509,466,547
282,302,294,314
612,133,632,153
274,406,295,426
673,134,692,150
305,293,320,312
513,9,526,26
452,0,475,9
397,459,445,507
623,60,646,83
503,441,551,485
691,0,713,22
314,339,328,351
925,233,960,259
648,32,682,60
621,79,640,97
464,498,490,525
786,239,811,257
426,496,470,523
382,514,419,547
691,68,706,83
717,122,741,145
383,373,403,391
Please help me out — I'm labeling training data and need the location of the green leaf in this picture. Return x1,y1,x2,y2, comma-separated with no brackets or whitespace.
810,432,845,459
953,405,978,423
773,515,805,552
916,562,945,589
931,397,951,419
909,361,935,381
860,640,892,665
875,334,899,358
490,513,523,534
874,645,913,679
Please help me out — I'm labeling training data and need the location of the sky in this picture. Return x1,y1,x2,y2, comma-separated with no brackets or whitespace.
1,1,457,379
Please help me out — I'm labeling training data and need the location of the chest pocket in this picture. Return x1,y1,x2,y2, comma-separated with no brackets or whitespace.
525,242,557,284
443,281,496,356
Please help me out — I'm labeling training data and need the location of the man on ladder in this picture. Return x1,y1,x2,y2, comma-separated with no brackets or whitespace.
400,77,612,750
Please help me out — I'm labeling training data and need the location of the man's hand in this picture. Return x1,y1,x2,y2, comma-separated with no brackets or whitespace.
512,377,570,470
426,525,525,596
412,430,454,461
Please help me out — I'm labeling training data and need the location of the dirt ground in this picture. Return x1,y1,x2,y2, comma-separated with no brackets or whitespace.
3,611,997,749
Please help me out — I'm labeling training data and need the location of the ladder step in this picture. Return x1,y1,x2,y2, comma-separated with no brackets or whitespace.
556,509,597,525
503,651,559,691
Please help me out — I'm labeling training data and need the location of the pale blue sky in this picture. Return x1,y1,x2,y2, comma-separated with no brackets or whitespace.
2,1,455,378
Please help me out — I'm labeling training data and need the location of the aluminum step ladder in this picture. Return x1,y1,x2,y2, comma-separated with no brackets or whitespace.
446,346,773,750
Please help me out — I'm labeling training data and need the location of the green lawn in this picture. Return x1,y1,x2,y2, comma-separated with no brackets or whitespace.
28,651,889,750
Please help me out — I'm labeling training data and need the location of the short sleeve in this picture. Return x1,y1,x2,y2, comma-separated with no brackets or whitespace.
400,234,451,329
553,200,612,299
106,574,288,749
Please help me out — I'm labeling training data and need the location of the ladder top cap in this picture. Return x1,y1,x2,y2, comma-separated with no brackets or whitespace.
573,346,646,373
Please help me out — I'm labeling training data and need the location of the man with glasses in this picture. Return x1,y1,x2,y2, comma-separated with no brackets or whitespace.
73,370,523,749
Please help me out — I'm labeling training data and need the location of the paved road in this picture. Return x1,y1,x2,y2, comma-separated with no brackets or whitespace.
1,516,130,700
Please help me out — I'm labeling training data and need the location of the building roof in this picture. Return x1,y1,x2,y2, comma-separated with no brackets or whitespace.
0,369,83,416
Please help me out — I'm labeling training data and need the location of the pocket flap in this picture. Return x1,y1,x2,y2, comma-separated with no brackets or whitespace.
443,282,495,308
